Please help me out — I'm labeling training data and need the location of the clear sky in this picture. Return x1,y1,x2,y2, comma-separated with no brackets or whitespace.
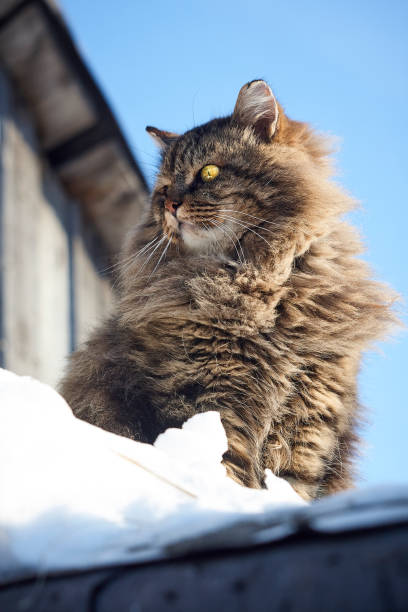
59,0,407,487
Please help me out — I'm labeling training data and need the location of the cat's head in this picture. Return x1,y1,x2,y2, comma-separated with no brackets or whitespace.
146,80,352,264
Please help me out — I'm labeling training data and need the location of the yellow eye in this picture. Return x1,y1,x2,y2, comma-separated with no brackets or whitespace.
201,164,220,182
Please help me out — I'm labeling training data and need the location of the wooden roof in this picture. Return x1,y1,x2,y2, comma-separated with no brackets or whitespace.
0,0,149,255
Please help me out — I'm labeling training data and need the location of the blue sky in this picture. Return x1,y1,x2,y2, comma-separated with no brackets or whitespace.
59,0,407,487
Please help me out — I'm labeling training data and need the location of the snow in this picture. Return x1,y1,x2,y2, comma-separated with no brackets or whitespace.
1,368,407,585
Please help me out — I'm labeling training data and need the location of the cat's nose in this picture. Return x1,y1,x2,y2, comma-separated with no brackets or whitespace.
164,199,181,217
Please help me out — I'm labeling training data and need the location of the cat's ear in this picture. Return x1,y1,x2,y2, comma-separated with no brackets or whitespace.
146,126,179,149
233,80,279,142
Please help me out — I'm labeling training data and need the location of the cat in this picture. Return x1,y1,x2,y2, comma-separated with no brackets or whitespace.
59,80,398,500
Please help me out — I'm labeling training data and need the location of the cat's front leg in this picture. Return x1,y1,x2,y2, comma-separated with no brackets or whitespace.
195,399,268,489
263,358,359,501
221,409,268,488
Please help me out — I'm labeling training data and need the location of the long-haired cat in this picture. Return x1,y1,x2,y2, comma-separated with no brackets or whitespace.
60,80,397,500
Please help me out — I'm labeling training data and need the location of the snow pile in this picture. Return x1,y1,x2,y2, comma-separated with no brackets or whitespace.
1,368,407,586
0,369,302,583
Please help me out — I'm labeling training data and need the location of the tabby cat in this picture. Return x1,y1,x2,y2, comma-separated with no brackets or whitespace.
60,80,397,500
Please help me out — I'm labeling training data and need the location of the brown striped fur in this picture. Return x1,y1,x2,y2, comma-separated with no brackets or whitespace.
59,81,398,500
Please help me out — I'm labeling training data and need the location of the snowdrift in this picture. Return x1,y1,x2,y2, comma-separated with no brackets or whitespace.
1,369,407,585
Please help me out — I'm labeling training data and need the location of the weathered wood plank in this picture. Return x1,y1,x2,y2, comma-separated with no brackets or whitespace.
0,71,71,387
0,524,407,612
0,68,115,385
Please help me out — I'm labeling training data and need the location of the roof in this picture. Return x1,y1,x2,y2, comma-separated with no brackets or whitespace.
0,0,149,255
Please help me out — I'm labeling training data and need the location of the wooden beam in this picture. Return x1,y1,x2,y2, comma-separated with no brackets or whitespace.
46,120,115,168
0,2,96,149
1,523,407,611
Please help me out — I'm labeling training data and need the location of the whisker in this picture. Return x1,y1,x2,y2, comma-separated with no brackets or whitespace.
202,221,228,259
209,219,245,265
100,252,135,276
133,235,164,259
219,222,247,265
133,235,167,280
217,214,277,236
217,215,273,249
207,218,232,252
115,236,163,284
147,235,173,281
101,235,162,275
218,209,282,228
126,235,163,266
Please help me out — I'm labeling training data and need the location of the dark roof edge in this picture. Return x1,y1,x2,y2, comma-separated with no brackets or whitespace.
0,0,149,193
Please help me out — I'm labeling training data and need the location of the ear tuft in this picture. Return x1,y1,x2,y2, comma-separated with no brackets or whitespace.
146,126,179,148
233,80,279,141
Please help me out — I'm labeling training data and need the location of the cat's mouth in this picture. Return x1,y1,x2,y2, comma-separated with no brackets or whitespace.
164,209,205,233
164,209,216,251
